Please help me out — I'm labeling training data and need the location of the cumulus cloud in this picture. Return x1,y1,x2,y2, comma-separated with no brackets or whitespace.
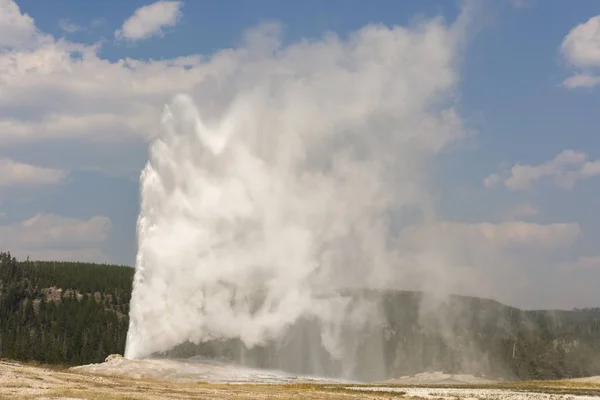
561,16,600,68
0,0,204,156
0,158,67,186
115,1,183,41
0,0,464,173
560,16,600,88
0,0,38,48
0,213,112,262
485,149,600,190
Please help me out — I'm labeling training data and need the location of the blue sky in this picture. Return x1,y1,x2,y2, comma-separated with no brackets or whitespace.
1,0,600,309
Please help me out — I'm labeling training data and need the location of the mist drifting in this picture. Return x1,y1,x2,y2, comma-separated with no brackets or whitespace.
125,10,474,373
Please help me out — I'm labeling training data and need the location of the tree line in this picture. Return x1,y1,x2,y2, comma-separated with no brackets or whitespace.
1,250,600,380
0,251,132,365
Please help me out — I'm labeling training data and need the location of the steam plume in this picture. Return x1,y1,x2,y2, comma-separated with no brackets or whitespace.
125,12,472,371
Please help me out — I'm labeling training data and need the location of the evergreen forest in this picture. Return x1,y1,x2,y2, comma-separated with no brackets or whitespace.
1,251,600,381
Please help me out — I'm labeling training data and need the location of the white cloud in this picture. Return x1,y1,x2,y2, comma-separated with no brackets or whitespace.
561,72,600,89
485,149,600,190
0,0,206,152
483,173,503,189
560,16,600,88
58,19,83,33
0,35,203,147
91,18,105,29
0,0,38,48
511,0,536,9
0,0,470,172
0,158,67,186
399,221,580,250
561,16,600,68
0,213,112,262
58,18,106,34
115,1,183,41
1,213,112,246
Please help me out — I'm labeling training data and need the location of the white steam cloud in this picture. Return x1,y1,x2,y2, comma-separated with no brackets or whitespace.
125,12,473,365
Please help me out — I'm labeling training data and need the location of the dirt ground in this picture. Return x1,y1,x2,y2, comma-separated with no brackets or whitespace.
2,358,600,400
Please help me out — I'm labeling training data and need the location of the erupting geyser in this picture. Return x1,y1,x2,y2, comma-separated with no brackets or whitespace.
125,12,472,379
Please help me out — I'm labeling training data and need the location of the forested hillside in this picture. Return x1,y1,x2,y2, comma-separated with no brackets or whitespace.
1,251,600,381
164,291,600,381
0,251,132,365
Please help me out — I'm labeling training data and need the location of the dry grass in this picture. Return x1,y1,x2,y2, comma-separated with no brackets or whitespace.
2,360,600,400
1,361,407,400
19,359,71,371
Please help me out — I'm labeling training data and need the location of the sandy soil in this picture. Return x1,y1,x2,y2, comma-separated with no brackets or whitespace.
2,356,600,400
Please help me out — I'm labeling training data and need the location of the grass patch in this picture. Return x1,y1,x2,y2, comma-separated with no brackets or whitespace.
20,360,71,371
48,388,141,400
2,382,32,388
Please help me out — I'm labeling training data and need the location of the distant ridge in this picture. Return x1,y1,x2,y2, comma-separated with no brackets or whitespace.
1,251,600,381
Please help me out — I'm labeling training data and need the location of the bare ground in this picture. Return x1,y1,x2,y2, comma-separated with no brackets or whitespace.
2,358,600,400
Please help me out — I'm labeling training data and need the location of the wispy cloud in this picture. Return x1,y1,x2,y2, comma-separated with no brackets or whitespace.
90,18,106,29
511,0,536,10
562,73,600,89
0,213,113,262
58,19,83,33
0,213,112,246
0,158,67,187
58,17,105,34
485,150,600,190
115,1,183,41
